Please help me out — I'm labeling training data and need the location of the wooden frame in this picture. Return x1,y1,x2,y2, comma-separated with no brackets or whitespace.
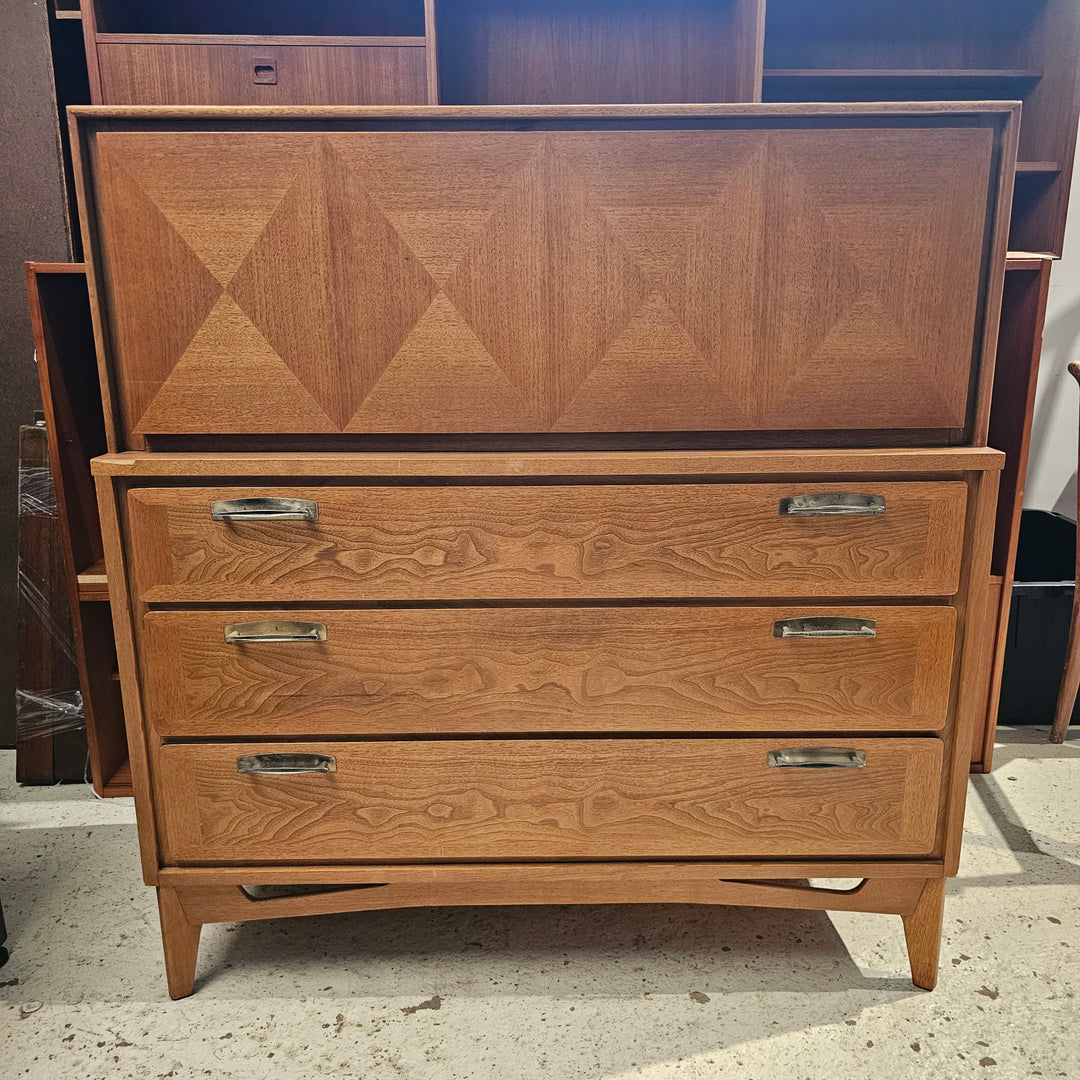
970,253,1055,770
92,447,1000,996
25,262,130,795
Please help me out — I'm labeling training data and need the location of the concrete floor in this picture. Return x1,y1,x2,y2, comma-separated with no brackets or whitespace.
1,727,1077,1080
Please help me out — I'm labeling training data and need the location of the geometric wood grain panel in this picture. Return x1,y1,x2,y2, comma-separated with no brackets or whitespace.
91,125,995,439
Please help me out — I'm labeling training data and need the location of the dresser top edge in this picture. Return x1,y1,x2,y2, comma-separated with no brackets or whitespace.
90,448,1006,479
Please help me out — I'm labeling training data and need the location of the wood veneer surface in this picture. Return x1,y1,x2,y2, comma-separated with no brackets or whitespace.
142,604,956,737
156,736,944,863
84,121,996,442
127,481,969,602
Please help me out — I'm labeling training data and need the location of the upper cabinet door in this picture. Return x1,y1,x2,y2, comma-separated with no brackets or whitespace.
77,109,1013,445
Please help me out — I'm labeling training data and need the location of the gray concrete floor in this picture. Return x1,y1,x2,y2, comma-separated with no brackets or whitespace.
1,727,1077,1079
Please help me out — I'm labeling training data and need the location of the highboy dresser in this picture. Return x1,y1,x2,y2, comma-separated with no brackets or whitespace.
74,103,1014,998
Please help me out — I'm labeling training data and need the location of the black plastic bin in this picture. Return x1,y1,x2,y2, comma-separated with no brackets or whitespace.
998,509,1080,725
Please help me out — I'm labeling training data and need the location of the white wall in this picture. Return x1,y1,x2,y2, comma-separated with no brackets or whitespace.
1024,134,1080,520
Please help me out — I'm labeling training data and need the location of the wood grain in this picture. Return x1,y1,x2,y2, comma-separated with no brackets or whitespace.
973,260,1054,769
435,0,763,105
159,860,946,888
174,877,927,924
142,605,956,737
85,118,998,440
90,447,1005,477
96,43,428,106
96,475,161,883
127,481,969,603
903,876,946,990
156,737,944,863
25,263,130,796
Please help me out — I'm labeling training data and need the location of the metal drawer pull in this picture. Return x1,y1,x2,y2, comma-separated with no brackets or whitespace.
211,498,318,522
767,748,867,769
237,753,337,775
778,494,885,517
224,621,327,643
774,617,876,639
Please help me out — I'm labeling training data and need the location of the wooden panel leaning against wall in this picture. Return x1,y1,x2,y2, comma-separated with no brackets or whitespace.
25,262,130,796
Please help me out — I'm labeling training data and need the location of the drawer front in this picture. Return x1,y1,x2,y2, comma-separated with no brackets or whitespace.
96,43,428,106
156,737,943,863
128,481,968,602
143,606,956,737
87,121,996,441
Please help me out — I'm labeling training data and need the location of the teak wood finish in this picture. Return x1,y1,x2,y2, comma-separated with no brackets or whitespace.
94,445,1001,997
142,604,956,737
71,107,1011,449
156,736,944,864
77,0,1077,255
74,104,1013,999
126,481,969,603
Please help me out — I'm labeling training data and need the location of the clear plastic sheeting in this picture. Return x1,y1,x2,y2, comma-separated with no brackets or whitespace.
17,565,78,668
16,452,86,751
18,465,59,517
15,688,85,740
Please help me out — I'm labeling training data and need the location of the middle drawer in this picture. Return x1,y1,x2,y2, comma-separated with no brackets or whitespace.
142,606,956,737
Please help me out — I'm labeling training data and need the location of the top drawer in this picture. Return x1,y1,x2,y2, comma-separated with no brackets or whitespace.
73,108,1012,446
127,481,968,602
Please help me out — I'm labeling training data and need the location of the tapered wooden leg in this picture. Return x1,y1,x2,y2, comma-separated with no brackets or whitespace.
157,887,202,1000
902,878,946,990
1051,595,1080,742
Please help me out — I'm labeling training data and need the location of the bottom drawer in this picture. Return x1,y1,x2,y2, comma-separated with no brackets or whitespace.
157,737,943,864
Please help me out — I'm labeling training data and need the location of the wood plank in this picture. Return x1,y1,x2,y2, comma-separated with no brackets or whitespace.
68,101,1019,119
972,258,1054,770
91,447,1006,477
155,737,944,863
127,481,970,603
158,860,947,888
142,604,957,737
76,558,109,600
95,34,428,47
943,469,999,874
95,476,160,881
172,876,928,925
764,69,1043,79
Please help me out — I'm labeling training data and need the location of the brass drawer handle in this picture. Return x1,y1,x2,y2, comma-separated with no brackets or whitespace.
767,748,867,769
237,753,337,775
211,498,318,522
773,617,876,639
224,621,327,643
778,494,885,517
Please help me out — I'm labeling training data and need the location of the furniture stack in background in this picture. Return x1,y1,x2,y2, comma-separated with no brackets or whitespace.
20,6,1080,785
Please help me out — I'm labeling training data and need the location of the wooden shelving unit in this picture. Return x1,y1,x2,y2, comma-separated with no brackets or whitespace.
81,0,434,105
763,0,1080,255
24,0,1080,790
25,263,130,797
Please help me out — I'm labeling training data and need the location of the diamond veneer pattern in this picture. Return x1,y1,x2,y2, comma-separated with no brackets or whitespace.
102,128,988,436
228,139,440,431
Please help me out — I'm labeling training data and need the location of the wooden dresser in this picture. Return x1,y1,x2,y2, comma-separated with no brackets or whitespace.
74,103,1014,998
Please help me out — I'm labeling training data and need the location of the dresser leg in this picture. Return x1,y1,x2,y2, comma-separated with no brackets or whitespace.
902,878,946,990
157,887,202,1000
